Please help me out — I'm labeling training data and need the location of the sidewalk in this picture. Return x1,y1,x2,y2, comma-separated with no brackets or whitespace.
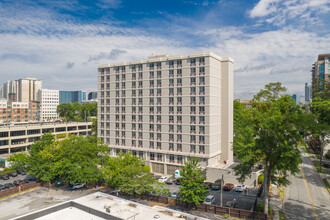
269,184,282,220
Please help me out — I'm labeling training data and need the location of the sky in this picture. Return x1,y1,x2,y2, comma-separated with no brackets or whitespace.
0,0,329,99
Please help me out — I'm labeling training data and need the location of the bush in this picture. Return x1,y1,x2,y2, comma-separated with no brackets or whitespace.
223,213,230,218
256,203,272,214
258,174,264,183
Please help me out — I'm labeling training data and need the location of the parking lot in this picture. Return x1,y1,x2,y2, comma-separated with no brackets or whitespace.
164,182,259,211
0,172,29,186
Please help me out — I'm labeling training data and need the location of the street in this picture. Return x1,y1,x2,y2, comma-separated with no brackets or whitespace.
284,150,330,220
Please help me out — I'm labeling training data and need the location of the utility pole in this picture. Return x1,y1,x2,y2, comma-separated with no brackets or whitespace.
220,174,224,206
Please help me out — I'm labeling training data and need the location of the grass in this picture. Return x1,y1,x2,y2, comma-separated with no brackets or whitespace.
322,179,330,193
312,161,327,173
279,211,285,220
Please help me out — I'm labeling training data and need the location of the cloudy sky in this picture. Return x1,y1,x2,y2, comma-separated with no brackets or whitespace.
0,0,329,99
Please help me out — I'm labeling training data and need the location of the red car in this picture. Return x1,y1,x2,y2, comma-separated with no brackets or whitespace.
223,183,235,191
13,179,26,186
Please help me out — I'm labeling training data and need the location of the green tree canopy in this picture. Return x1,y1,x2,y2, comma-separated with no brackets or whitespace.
57,102,97,121
8,133,108,184
234,82,303,215
102,152,167,195
178,157,207,207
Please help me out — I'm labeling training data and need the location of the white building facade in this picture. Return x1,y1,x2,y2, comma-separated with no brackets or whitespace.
97,52,234,174
37,89,59,121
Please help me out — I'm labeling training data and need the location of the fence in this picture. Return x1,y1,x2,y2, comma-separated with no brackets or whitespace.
196,204,267,220
0,182,41,199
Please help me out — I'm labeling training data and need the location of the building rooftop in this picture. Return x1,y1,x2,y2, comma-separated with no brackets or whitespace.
14,192,207,220
98,51,234,68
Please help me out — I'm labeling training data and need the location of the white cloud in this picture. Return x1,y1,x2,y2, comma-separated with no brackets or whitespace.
248,0,330,26
249,0,279,18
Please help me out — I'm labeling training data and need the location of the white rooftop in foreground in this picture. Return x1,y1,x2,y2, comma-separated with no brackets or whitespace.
35,207,104,220
14,192,208,220
74,192,199,220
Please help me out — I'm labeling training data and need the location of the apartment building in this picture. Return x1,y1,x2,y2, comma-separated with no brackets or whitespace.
37,89,59,121
0,121,92,156
0,78,42,103
311,53,330,97
0,101,39,123
97,52,234,174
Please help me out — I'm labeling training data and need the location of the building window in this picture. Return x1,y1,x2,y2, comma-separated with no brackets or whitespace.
169,143,174,151
150,153,155,160
150,141,154,148
177,144,182,152
190,145,196,153
157,154,162,161
199,145,205,154
170,154,175,163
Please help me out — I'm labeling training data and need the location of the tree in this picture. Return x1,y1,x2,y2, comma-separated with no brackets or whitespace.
91,118,97,136
102,152,167,195
8,133,109,184
7,152,29,170
309,78,330,170
234,82,303,215
56,102,97,122
178,157,207,207
49,135,108,184
57,103,75,121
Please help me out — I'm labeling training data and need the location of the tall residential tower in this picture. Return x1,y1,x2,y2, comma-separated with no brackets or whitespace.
97,52,234,174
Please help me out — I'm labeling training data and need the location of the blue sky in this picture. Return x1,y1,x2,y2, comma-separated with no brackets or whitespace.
0,0,329,99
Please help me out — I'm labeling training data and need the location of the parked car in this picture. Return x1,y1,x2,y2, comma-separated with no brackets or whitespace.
24,175,37,183
4,183,15,189
165,178,173,184
9,172,18,177
1,174,9,180
0,184,7,191
13,179,26,186
158,176,168,183
235,184,247,192
17,169,27,175
170,192,178,199
204,195,215,205
203,182,213,189
69,183,85,190
211,179,222,190
223,183,235,191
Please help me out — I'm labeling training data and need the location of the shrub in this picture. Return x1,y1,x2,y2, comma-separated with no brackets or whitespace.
258,174,264,183
256,203,272,214
223,213,230,218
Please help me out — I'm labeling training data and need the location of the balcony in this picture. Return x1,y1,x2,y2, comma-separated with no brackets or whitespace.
169,65,174,69
157,158,162,162
199,131,205,134
190,63,196,66
199,151,205,154
190,150,196,153
199,102,205,105
199,62,205,65
149,67,154,70
199,72,205,75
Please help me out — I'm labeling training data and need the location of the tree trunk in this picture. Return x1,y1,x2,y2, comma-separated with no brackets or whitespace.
263,165,271,215
319,138,324,172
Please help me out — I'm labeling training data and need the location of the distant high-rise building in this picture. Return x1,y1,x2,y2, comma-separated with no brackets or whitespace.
0,78,42,103
304,83,312,102
37,89,59,121
292,94,297,103
98,52,234,174
311,53,330,98
88,92,98,100
59,91,87,104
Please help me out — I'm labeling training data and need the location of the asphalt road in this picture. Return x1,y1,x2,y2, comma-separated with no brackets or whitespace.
284,151,330,220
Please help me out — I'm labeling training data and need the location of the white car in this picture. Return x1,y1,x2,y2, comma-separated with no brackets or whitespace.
158,176,168,183
235,184,247,192
204,195,215,205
